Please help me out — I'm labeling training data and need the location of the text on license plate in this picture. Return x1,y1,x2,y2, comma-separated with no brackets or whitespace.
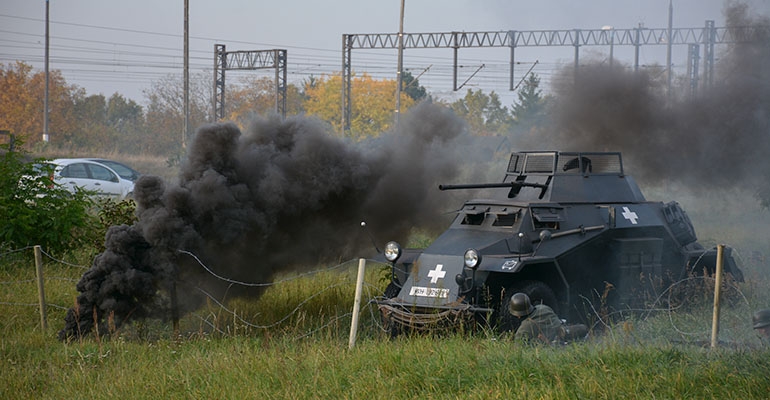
409,286,449,298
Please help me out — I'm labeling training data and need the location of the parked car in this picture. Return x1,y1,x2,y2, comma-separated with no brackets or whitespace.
86,158,142,182
51,158,134,200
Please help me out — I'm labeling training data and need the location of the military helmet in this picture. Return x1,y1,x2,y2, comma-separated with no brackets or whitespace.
753,309,770,329
509,293,535,317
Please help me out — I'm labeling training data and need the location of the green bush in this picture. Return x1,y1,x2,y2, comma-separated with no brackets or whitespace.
90,197,138,250
0,141,98,255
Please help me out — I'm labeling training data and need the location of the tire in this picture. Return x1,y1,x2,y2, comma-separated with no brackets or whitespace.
497,280,558,332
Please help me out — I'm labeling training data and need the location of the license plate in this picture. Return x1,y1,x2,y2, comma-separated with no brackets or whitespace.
409,286,449,298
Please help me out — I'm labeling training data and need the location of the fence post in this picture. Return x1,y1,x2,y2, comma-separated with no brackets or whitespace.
34,245,48,332
348,258,366,349
710,244,724,348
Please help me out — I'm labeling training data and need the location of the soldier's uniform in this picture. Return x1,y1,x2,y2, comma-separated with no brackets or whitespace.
515,304,564,343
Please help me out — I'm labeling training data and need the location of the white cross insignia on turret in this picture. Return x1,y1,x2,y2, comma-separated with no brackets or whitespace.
622,206,639,224
428,264,446,283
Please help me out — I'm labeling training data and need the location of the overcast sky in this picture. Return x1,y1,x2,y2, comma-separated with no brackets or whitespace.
2,0,768,105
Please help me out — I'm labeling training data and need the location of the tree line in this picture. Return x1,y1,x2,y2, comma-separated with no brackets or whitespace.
1,61,549,156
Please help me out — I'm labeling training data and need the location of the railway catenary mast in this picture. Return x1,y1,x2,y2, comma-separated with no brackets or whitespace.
341,23,759,132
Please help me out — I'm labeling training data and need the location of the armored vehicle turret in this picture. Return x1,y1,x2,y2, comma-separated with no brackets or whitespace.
376,151,743,334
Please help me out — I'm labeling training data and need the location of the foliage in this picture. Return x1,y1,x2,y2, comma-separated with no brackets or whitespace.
401,70,428,101
1,62,154,155
303,73,415,140
511,73,551,131
90,197,137,248
450,89,513,135
144,72,210,155
0,141,98,255
226,76,305,126
0,61,79,147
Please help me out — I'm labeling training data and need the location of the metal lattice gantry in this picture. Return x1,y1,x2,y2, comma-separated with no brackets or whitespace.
213,44,288,121
341,23,764,131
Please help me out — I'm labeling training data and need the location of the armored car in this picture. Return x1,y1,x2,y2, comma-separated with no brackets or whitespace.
376,151,743,334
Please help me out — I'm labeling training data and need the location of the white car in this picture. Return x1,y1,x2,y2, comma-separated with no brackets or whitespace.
86,158,142,182
51,158,134,200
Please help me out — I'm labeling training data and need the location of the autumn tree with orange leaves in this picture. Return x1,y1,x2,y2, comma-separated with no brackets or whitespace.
226,76,305,127
303,73,415,140
0,61,78,147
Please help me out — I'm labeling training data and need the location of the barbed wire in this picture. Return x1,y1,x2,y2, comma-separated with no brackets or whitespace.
582,274,751,339
292,312,356,340
39,248,90,269
0,245,34,258
7,242,755,342
0,279,36,285
0,276,78,285
0,301,69,311
185,258,389,338
362,281,389,334
663,276,750,338
178,249,386,288
0,245,91,270
194,281,353,330
48,277,80,283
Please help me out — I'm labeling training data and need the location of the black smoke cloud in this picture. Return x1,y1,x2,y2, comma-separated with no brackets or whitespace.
59,102,480,339
519,3,770,204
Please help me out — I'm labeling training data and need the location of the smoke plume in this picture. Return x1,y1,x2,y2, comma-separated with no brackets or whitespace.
520,4,770,205
59,102,478,339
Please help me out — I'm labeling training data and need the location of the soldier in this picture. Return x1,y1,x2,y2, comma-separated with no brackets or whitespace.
509,293,562,343
753,309,770,344
509,292,588,344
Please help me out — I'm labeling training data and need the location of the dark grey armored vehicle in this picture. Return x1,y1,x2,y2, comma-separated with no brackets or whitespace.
376,151,743,333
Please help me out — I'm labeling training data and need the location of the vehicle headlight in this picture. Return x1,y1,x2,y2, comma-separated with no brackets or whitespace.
384,241,402,262
464,248,481,269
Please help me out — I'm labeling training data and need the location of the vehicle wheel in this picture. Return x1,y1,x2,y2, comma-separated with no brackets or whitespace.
497,280,558,332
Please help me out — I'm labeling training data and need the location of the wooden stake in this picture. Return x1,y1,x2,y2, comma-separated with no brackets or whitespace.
348,258,366,349
170,279,179,337
34,245,47,332
710,244,725,348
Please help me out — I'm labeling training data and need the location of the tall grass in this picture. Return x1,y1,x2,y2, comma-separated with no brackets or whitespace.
1,247,769,399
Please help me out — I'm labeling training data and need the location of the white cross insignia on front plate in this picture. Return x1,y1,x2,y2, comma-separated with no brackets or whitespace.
427,264,446,283
621,206,639,224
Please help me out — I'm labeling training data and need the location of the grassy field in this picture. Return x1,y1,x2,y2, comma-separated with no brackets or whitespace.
7,150,770,398
2,247,769,399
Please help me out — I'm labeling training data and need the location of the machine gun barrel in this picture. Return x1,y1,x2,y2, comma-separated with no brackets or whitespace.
438,181,548,191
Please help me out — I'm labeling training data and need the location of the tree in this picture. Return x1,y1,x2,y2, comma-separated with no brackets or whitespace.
401,70,427,102
0,61,78,148
511,73,549,131
144,72,210,155
226,76,304,127
304,72,415,140
303,73,342,130
107,93,146,153
71,94,111,149
450,89,512,136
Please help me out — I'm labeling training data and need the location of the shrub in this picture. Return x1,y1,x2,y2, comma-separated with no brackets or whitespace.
0,139,98,255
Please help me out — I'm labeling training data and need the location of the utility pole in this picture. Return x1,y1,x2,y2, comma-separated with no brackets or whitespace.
183,0,189,149
667,0,673,100
43,0,49,142
395,0,405,127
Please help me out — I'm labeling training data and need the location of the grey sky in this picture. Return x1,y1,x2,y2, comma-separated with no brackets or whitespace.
1,0,768,105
